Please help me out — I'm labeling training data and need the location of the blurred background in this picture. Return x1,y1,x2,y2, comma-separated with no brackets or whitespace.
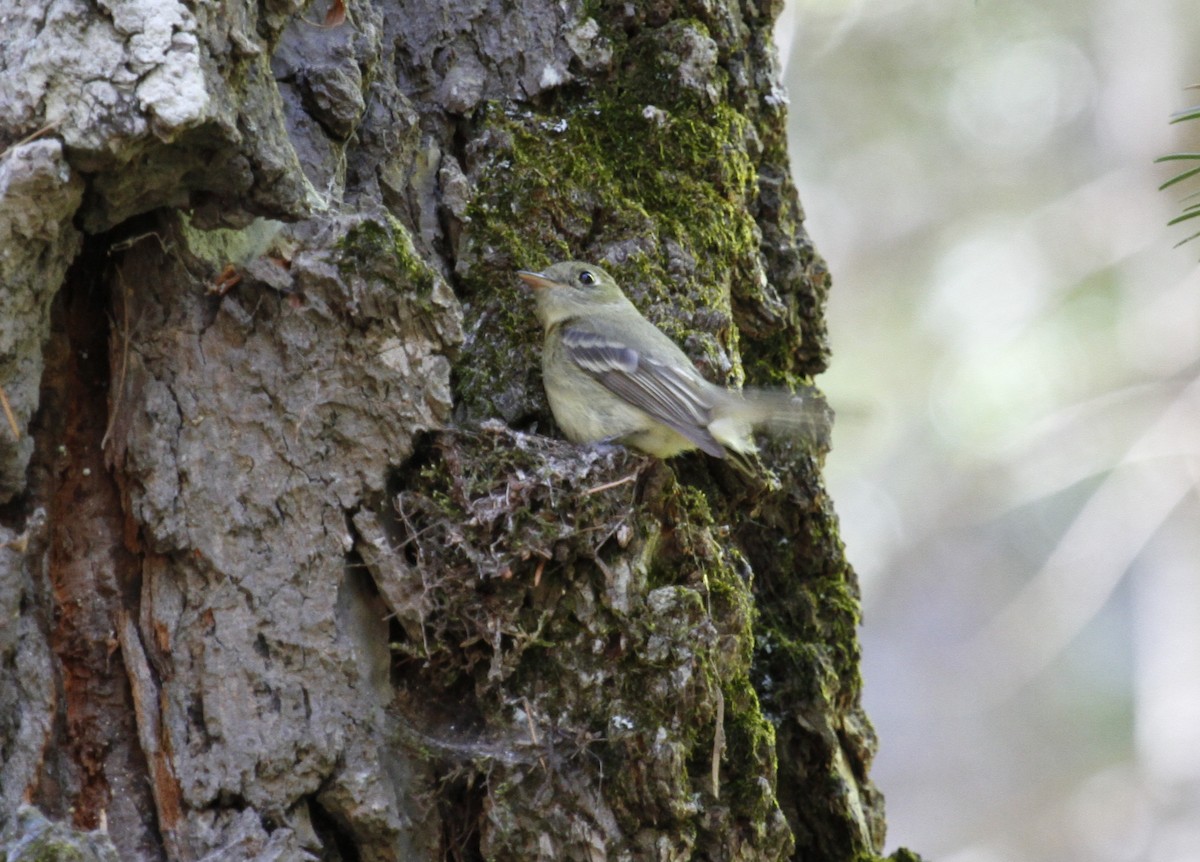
776,1,1200,860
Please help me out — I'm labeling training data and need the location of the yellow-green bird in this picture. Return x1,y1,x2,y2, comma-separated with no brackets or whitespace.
517,261,822,465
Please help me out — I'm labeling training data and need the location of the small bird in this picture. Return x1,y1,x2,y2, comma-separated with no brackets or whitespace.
517,261,824,467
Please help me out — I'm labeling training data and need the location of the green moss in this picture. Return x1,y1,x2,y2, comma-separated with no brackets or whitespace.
429,5,881,856
337,212,436,297
337,216,392,270
636,480,788,829
455,37,784,420
721,673,781,812
886,849,929,862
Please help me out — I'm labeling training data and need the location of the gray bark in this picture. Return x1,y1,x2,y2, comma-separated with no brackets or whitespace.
0,0,906,859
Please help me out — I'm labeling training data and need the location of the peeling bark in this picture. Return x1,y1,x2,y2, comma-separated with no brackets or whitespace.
0,0,915,859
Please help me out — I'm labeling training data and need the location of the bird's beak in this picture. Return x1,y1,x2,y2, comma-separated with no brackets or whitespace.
516,270,558,291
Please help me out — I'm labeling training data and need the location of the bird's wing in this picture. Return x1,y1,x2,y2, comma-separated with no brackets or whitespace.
560,325,725,457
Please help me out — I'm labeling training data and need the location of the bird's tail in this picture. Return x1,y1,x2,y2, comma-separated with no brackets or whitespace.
712,386,832,455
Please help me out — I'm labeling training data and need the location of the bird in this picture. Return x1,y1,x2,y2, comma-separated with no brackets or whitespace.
517,261,825,467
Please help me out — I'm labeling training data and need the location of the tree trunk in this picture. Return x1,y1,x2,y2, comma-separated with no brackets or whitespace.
0,0,908,860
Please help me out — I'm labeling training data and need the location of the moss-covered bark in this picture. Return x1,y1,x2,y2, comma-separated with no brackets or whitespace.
443,5,886,857
0,0,913,859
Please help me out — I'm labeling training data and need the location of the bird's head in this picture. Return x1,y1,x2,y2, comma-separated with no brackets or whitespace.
517,261,633,328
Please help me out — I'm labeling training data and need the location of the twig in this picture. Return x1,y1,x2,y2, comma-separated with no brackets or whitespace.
1,118,63,159
102,271,132,451
581,472,638,495
711,686,725,798
0,385,19,440
522,697,549,772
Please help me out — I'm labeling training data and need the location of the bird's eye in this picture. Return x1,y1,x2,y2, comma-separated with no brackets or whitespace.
579,271,596,286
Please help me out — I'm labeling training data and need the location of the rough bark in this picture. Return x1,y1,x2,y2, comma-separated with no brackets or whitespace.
0,0,911,860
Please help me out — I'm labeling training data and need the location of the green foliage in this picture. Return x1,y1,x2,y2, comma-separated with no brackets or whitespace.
1156,90,1200,248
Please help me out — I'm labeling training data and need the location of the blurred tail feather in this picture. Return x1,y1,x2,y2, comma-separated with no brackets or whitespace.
742,386,833,448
